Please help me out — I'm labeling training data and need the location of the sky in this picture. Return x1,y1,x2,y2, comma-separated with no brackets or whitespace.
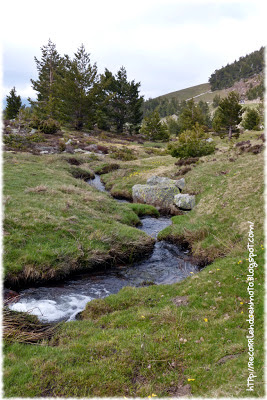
1,0,266,102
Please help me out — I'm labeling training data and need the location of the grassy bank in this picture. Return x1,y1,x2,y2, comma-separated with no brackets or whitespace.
3,152,158,287
3,129,265,397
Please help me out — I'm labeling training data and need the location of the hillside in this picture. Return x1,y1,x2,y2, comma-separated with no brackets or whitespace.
156,82,211,102
143,73,263,119
209,47,264,91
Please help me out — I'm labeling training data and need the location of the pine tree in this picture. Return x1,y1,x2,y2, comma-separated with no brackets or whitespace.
178,98,205,132
102,67,143,133
212,91,244,139
242,108,260,130
61,44,98,130
140,110,169,141
29,39,64,120
5,87,22,119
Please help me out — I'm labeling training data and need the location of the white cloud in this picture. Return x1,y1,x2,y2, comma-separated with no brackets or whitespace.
2,0,266,99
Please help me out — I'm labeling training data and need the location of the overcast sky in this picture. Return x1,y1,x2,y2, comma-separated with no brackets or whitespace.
1,0,266,101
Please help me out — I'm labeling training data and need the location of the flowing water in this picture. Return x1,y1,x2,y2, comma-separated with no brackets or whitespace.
9,175,198,322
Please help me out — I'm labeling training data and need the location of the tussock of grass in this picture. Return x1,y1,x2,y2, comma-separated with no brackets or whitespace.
3,306,60,344
69,165,95,180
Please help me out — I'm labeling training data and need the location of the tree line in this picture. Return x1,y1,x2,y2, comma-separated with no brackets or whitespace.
209,47,265,91
5,40,144,133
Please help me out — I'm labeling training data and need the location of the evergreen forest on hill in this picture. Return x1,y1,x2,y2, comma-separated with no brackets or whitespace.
208,47,264,90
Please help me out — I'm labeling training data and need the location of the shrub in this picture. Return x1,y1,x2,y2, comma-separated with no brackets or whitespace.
29,115,41,129
110,147,137,161
40,118,60,134
167,124,216,159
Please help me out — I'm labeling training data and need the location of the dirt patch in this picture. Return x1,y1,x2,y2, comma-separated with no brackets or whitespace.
166,383,192,397
175,157,199,166
172,296,189,307
216,353,241,365
66,157,82,165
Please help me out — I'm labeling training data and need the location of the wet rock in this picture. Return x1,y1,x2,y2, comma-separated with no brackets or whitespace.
174,194,195,210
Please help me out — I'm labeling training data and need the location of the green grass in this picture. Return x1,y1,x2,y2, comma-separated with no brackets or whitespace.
3,152,157,285
158,82,211,102
3,129,265,397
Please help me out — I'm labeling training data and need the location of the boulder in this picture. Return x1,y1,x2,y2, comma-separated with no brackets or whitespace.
132,183,180,213
174,194,195,210
147,175,185,190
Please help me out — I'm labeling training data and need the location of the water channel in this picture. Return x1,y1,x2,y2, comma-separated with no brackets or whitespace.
9,175,198,322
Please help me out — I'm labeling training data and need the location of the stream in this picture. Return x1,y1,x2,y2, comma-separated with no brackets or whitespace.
9,175,198,322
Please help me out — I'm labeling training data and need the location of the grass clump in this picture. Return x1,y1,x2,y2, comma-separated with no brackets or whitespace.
94,163,120,174
69,165,95,180
3,306,60,344
110,146,138,161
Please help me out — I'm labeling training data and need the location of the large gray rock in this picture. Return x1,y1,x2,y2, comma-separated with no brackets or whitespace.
174,194,195,210
146,175,185,190
132,183,180,212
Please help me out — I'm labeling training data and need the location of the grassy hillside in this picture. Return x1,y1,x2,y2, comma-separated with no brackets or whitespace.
152,74,263,108
3,128,264,397
157,82,211,102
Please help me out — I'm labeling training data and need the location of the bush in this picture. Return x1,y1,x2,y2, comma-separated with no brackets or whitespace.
167,124,216,159
40,118,60,134
29,115,41,129
110,147,137,161
29,117,60,134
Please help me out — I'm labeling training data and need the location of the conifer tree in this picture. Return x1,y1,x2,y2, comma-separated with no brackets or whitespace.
102,67,143,133
178,98,205,132
213,91,244,139
29,39,64,120
242,108,260,130
5,87,22,119
140,110,169,141
61,44,98,130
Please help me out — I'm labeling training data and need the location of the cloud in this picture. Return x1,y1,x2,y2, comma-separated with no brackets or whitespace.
2,0,266,100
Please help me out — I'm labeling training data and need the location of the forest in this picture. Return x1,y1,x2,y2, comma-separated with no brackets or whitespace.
208,46,265,90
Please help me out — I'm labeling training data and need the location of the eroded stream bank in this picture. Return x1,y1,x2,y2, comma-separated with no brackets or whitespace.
9,175,198,322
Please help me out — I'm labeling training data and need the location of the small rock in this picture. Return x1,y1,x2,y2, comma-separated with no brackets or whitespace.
174,193,195,210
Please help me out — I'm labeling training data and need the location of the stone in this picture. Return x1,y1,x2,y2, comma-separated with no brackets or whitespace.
132,183,180,212
146,175,185,190
174,193,195,210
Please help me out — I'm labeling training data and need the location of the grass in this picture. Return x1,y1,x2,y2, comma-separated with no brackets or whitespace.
3,152,158,286
3,129,265,397
158,82,211,102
